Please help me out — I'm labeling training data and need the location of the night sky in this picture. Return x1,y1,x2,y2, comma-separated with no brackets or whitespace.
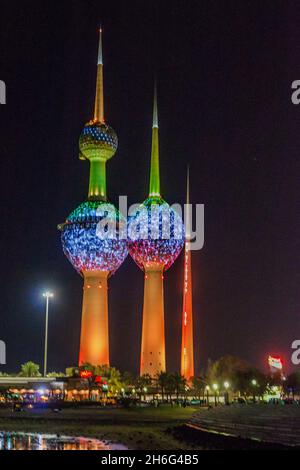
0,0,300,376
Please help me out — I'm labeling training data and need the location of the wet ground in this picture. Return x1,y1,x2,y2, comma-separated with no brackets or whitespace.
0,431,128,450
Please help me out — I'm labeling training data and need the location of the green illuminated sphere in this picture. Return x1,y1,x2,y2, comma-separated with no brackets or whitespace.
79,120,118,161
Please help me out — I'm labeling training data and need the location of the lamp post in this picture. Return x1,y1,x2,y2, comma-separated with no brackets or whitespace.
224,381,230,405
213,383,218,406
205,385,210,406
42,291,53,377
251,379,257,403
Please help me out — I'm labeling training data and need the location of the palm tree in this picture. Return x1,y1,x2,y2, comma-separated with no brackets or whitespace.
94,364,109,377
80,362,95,374
19,361,41,377
122,371,134,387
156,371,169,401
135,374,152,401
96,366,123,395
108,367,122,390
192,375,206,400
172,372,187,400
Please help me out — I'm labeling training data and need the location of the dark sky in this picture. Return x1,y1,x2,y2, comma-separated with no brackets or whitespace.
0,0,300,376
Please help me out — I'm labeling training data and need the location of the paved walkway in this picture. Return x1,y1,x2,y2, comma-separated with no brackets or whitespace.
189,404,300,447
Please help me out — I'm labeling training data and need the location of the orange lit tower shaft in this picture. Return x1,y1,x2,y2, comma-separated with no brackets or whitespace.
141,262,165,376
80,271,109,365
181,169,195,380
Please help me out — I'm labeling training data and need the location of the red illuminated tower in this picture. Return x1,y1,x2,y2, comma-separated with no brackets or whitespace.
181,168,195,380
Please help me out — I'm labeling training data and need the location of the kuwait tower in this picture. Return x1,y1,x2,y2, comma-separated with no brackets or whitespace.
59,30,128,366
180,169,195,380
128,86,184,376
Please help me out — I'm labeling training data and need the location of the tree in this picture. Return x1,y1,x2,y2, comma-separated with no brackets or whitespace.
107,367,122,391
192,375,206,400
156,372,170,401
207,355,267,397
286,372,300,399
171,372,187,400
122,371,134,387
235,368,267,398
135,374,152,400
80,362,95,373
19,361,41,377
93,366,123,394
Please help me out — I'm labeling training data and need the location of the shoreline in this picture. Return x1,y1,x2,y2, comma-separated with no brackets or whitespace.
0,404,298,450
0,406,197,450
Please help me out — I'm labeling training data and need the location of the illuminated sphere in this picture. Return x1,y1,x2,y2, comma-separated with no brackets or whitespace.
128,196,184,271
61,200,128,274
79,120,118,161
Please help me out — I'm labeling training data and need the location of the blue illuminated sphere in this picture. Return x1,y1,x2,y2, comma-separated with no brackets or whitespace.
127,196,184,271
61,200,128,274
79,121,118,162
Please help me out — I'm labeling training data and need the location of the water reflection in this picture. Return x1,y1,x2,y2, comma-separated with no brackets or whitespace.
0,432,127,450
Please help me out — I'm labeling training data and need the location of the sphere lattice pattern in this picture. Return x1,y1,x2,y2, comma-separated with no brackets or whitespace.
128,196,184,271
79,121,118,161
61,201,128,274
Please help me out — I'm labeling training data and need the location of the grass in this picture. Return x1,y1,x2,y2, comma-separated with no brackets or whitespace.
0,405,198,450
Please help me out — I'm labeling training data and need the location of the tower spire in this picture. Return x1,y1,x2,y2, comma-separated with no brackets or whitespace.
186,165,190,205
186,165,191,239
94,27,104,122
149,82,160,197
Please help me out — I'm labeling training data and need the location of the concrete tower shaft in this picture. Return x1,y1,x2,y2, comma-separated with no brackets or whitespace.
79,271,109,366
140,263,166,376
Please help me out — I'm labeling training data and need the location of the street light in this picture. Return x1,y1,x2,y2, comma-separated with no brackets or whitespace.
212,383,218,406
251,378,258,403
205,385,210,405
224,381,230,405
42,291,53,377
